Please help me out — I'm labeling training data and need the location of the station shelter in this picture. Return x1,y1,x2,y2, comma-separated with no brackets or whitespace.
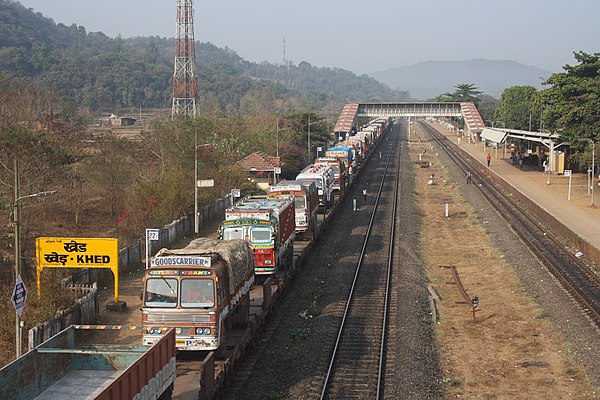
480,128,568,174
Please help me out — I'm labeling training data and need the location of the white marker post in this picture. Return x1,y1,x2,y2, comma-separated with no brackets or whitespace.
145,229,160,269
564,170,572,201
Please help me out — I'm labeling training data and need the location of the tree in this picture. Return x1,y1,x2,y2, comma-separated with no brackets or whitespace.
535,51,600,143
436,83,482,106
494,86,538,130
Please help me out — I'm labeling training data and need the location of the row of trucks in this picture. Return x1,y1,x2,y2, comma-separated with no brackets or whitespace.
142,181,320,354
138,117,390,357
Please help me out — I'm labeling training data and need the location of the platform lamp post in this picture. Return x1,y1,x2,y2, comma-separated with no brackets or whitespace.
194,131,217,236
13,160,57,357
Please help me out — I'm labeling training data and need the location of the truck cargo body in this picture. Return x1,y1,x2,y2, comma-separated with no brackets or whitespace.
0,326,176,400
142,238,254,353
325,146,356,182
315,157,347,196
295,164,335,211
220,197,295,275
268,180,318,239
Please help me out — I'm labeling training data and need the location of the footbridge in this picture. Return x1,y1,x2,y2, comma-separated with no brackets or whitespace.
334,102,484,135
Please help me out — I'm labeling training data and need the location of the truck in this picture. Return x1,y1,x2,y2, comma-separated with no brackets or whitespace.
220,196,295,275
142,238,254,356
0,325,176,400
268,180,319,240
314,157,347,197
325,146,356,183
295,164,335,211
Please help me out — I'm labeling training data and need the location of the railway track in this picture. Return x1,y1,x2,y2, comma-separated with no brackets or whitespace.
317,122,402,399
421,122,600,327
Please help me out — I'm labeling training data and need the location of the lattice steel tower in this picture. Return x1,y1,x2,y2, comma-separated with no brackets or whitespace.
171,0,199,118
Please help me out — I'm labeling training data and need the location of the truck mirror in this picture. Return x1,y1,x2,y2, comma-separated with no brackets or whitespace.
139,290,143,301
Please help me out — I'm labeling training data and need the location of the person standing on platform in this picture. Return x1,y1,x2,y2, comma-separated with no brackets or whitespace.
486,153,491,167
518,153,524,170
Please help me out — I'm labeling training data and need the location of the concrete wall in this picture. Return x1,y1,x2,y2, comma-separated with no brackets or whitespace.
28,283,99,350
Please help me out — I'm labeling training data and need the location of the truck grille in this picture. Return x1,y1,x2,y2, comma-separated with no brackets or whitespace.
146,313,211,324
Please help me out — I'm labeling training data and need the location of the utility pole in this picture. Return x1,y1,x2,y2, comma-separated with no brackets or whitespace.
172,0,199,118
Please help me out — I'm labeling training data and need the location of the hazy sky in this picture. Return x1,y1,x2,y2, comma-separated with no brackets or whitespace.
18,0,599,75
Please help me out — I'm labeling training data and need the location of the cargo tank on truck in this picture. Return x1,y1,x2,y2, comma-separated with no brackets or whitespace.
219,196,295,276
296,164,335,211
0,325,176,400
268,180,318,240
142,238,254,356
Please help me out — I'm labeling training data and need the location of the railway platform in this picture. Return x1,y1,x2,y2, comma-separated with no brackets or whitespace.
432,123,600,261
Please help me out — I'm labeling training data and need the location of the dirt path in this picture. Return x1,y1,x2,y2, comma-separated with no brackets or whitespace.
411,124,599,398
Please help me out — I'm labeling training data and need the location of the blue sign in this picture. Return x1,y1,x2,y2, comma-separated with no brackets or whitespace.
11,275,27,317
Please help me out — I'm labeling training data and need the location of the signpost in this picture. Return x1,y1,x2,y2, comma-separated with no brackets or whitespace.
564,169,572,200
230,188,241,205
36,237,119,301
11,274,27,318
146,229,160,270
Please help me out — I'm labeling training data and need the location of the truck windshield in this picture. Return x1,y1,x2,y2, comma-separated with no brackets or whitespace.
299,179,322,189
250,227,272,244
181,278,215,308
223,227,245,240
294,196,306,209
145,278,178,308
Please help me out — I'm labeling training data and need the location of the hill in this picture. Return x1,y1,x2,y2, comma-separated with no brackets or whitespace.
0,0,407,115
371,59,553,100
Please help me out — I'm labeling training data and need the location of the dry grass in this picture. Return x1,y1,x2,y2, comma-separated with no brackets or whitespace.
411,130,598,398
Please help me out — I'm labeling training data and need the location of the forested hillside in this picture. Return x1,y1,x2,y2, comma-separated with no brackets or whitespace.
0,0,408,115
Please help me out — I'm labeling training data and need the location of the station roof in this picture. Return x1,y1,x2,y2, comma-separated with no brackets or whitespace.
481,127,563,148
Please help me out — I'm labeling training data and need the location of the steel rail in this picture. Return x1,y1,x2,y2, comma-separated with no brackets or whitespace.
376,118,402,399
320,121,400,399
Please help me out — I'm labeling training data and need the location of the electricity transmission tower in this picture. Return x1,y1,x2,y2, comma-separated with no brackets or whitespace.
171,0,199,118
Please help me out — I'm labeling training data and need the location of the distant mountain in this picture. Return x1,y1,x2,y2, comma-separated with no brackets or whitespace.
371,59,553,100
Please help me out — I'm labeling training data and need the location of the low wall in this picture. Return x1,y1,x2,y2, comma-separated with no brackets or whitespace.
28,283,99,350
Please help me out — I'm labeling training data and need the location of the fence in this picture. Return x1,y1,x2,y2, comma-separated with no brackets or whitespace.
28,283,99,350
120,194,232,273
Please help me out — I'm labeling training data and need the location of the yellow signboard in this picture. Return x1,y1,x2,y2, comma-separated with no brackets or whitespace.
36,237,119,301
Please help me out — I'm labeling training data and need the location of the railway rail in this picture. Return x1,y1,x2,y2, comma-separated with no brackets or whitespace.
317,122,401,399
420,122,600,327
